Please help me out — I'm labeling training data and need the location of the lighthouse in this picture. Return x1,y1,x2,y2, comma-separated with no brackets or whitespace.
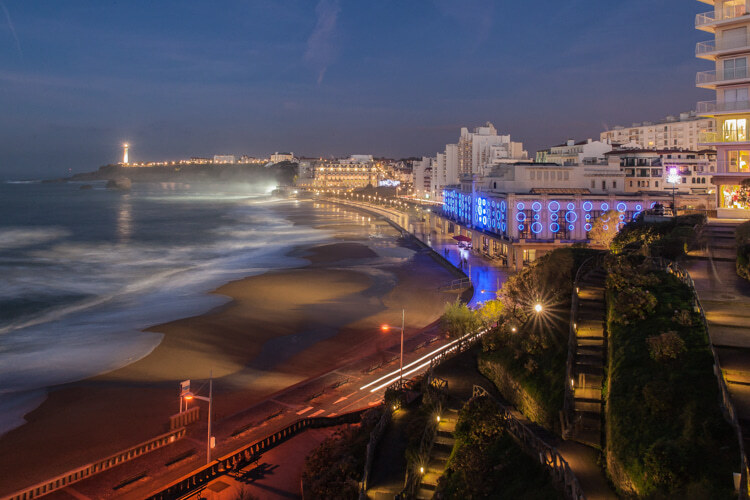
123,143,129,164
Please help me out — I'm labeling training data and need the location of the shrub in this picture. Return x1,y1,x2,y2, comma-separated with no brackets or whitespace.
441,299,479,339
646,331,686,362
436,396,559,499
302,408,382,499
588,210,621,248
606,271,738,498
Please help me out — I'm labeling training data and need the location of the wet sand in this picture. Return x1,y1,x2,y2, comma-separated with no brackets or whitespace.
0,202,460,495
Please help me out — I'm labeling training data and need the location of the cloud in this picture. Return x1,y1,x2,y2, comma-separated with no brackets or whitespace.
304,0,340,84
0,1,22,60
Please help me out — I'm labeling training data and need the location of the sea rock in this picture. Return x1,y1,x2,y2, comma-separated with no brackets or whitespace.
106,177,132,191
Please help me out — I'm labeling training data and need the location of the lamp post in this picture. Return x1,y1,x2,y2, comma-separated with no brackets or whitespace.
183,371,214,464
667,167,680,216
381,309,406,388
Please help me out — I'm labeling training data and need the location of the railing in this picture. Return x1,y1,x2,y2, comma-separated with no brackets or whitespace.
146,410,367,500
696,39,750,56
475,385,586,500
437,277,471,291
646,257,749,499
697,68,750,86
359,406,392,498
5,428,187,500
697,99,750,114
696,6,750,28
562,254,604,440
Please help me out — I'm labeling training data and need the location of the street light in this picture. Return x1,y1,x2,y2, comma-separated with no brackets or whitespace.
182,371,214,465
381,309,406,388
534,303,543,313
667,166,680,216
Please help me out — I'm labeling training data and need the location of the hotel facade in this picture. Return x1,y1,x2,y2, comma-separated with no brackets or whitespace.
438,162,670,269
696,0,750,217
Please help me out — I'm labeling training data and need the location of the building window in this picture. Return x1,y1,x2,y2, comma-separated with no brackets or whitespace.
591,180,595,189
723,118,748,142
602,180,606,190
629,181,633,187
613,181,617,189
655,181,659,187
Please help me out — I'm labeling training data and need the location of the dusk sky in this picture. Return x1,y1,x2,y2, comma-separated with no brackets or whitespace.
0,0,711,179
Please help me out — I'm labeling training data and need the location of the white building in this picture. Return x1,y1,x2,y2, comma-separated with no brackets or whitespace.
271,152,295,163
213,155,236,164
457,122,527,177
412,157,433,199
537,139,615,166
600,112,715,150
428,123,526,202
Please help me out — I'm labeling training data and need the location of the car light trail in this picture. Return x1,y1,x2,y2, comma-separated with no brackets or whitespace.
359,339,459,390
367,360,433,392
359,328,488,392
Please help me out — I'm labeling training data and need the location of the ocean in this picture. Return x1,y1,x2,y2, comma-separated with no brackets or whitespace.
0,181,331,435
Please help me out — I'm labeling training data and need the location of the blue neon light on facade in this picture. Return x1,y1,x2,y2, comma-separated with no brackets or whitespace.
617,202,627,212
548,201,560,212
567,202,575,211
583,201,592,211
532,202,542,212
550,223,560,233
601,202,609,211
531,222,543,234
566,212,577,223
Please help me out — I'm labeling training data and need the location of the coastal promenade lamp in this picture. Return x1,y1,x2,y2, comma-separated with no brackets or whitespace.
667,167,681,216
182,371,214,465
381,309,406,388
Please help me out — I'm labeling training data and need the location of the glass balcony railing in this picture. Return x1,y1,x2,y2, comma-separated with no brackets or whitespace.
696,38,750,56
699,131,749,143
696,68,750,85
697,100,750,114
696,5,750,29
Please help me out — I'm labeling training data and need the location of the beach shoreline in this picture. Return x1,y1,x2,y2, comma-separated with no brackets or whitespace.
0,201,463,495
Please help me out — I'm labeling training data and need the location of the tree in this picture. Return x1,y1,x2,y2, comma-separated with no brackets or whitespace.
588,209,620,249
477,298,504,329
441,300,480,339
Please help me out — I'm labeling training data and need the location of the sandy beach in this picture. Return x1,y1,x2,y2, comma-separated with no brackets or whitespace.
0,201,463,495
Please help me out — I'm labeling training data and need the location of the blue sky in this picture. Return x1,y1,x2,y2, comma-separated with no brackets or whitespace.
0,0,711,178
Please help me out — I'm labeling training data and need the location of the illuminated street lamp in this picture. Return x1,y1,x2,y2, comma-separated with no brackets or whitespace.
182,372,214,465
534,303,543,313
381,309,406,388
667,166,680,216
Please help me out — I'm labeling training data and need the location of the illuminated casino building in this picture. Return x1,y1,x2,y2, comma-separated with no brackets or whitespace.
438,162,670,269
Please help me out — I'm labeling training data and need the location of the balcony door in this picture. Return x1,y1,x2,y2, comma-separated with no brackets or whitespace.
724,56,748,80
723,87,749,111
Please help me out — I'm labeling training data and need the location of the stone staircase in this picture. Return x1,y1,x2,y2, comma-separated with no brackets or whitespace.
570,266,607,448
688,222,738,261
415,407,459,499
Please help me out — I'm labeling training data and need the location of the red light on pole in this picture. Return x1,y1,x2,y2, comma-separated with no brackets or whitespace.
381,324,390,332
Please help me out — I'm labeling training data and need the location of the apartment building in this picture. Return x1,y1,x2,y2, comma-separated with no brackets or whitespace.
601,112,715,150
312,156,380,189
696,0,750,216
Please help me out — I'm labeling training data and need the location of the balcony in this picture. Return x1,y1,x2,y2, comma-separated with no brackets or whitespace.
699,130,750,144
697,99,750,115
696,67,750,88
696,39,750,59
696,5,750,31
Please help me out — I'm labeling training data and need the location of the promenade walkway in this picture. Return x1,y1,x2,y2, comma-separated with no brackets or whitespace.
331,199,509,306
684,220,750,453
